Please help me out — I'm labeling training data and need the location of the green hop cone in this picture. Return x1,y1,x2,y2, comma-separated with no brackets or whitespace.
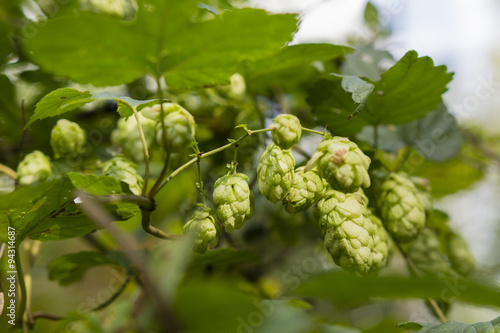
17,150,52,185
317,188,375,275
111,113,156,162
213,173,254,232
411,176,433,215
377,173,426,243
100,157,143,195
183,210,218,254
305,137,371,193
282,167,325,214
151,103,196,152
270,114,302,149
141,102,180,122
50,119,87,159
446,232,475,277
408,228,454,277
368,212,389,270
257,143,295,203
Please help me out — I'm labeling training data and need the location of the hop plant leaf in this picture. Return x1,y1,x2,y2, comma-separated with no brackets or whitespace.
270,114,302,149
111,113,157,162
283,166,325,214
17,150,52,186
257,143,295,203
446,232,475,277
305,136,371,193
100,157,143,195
50,119,87,159
377,173,426,243
183,210,219,254
213,173,254,232
317,188,376,275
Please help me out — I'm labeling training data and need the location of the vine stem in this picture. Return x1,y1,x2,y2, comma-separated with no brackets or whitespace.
132,108,150,196
77,191,180,332
301,127,325,136
24,240,41,329
15,243,28,328
152,128,271,196
394,241,448,323
0,163,17,179
395,146,412,172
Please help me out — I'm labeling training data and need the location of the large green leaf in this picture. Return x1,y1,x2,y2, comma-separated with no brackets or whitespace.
341,46,394,81
244,43,353,91
295,272,500,308
365,50,454,125
25,88,161,128
412,155,483,198
6,173,137,242
312,51,453,135
307,75,370,136
398,316,500,332
48,251,127,286
161,8,298,89
23,1,298,88
398,104,463,162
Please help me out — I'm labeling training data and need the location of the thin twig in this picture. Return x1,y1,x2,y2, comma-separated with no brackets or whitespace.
394,241,447,323
140,210,181,240
77,191,180,332
0,163,17,179
30,312,63,322
132,108,151,196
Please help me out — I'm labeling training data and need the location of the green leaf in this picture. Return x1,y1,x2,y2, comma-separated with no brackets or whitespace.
23,13,155,86
308,75,369,136
244,43,353,91
25,88,93,128
26,88,162,128
295,272,500,308
340,75,374,119
364,2,379,32
188,248,260,272
412,156,483,198
161,8,298,89
48,251,125,286
399,104,463,162
396,322,425,330
24,2,298,89
365,50,454,125
0,181,57,211
175,280,258,333
341,46,394,81
8,173,136,242
397,317,500,333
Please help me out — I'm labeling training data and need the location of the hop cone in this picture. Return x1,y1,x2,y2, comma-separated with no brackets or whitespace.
305,137,371,193
411,176,433,215
17,150,52,185
100,157,143,195
152,104,196,152
270,114,302,149
111,113,156,162
446,232,475,277
368,212,389,270
408,228,454,277
50,119,87,159
257,144,295,203
317,189,375,275
213,173,254,232
377,173,426,243
283,167,325,214
141,102,181,121
183,210,218,254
